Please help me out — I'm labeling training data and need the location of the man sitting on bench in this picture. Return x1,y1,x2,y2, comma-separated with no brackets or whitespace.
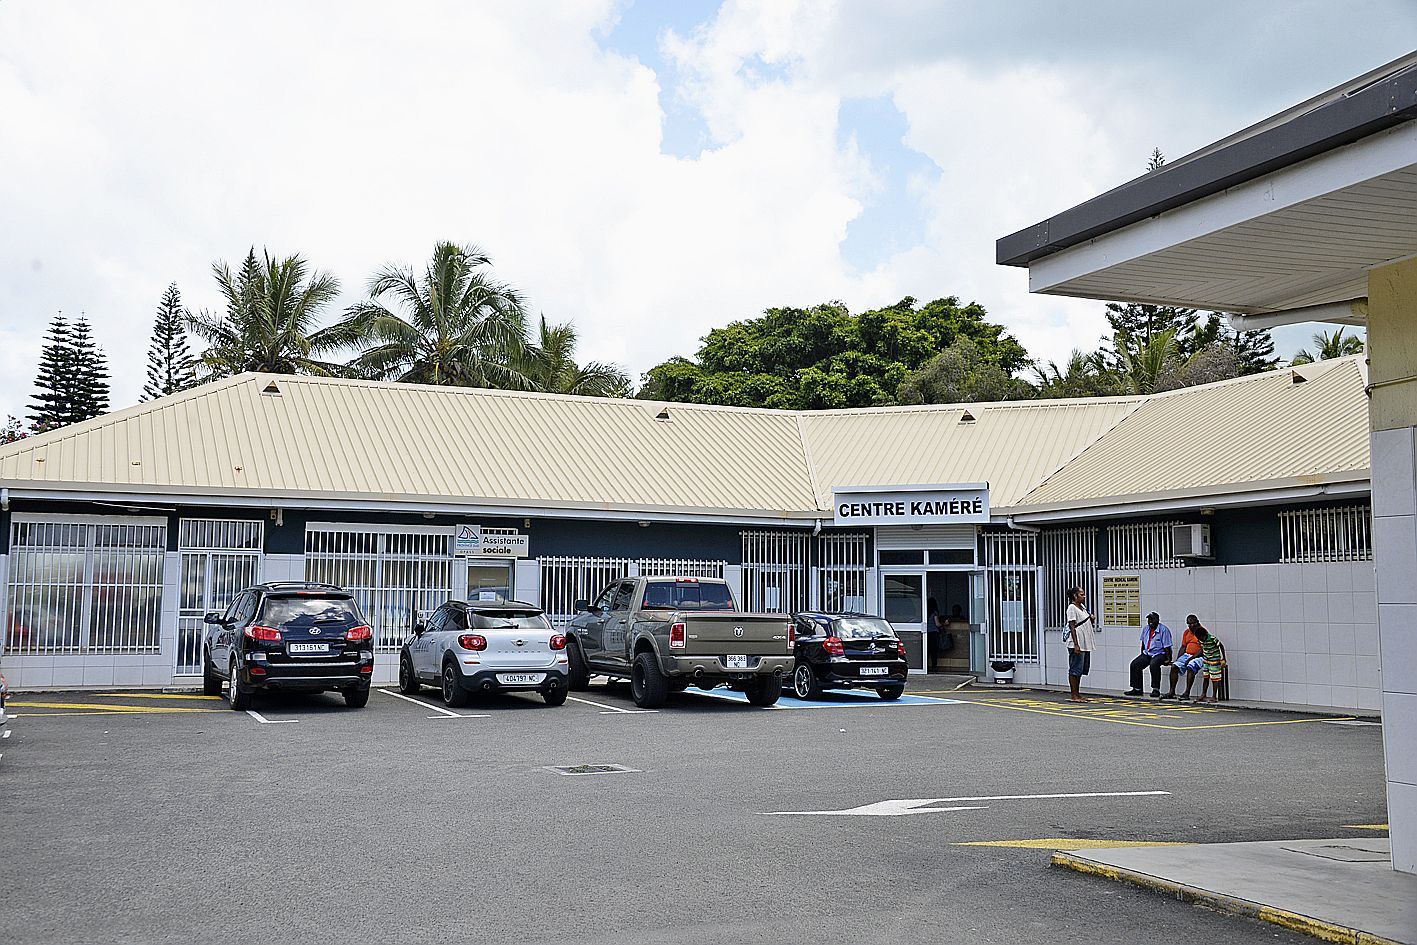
1124,611,1172,698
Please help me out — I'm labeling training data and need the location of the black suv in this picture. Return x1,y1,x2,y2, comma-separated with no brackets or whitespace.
203,582,375,709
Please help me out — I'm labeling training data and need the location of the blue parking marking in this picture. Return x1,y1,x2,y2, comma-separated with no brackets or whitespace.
684,689,963,709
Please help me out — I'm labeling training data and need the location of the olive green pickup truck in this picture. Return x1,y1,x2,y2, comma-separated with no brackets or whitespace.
566,576,794,708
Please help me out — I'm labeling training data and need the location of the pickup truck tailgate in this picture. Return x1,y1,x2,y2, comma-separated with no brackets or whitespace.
681,614,792,655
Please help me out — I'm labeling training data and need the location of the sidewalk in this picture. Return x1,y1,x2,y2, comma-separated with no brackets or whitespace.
974,680,1383,719
1054,838,1416,944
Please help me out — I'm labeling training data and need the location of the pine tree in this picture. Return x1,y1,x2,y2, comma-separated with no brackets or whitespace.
1147,147,1166,171
143,284,196,399
28,315,73,431
67,316,110,423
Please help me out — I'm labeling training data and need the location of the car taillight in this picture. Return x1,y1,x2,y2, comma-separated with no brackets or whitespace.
823,635,844,657
550,634,567,651
345,625,372,642
249,664,266,675
458,634,487,651
895,638,906,656
669,622,686,650
244,625,281,642
786,622,795,652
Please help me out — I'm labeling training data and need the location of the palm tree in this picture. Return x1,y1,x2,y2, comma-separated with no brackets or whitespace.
1033,349,1120,398
516,316,631,397
1291,328,1364,365
332,242,532,387
186,249,344,379
1116,330,1180,395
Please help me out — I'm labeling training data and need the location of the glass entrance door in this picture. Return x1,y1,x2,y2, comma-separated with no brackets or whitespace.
882,570,926,672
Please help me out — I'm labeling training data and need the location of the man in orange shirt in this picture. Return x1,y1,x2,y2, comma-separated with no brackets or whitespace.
1161,614,1206,700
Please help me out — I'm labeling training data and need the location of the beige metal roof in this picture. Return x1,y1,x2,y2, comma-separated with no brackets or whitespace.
0,361,1371,520
1015,357,1370,512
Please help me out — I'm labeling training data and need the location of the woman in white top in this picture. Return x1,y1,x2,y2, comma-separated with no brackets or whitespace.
1064,586,1097,703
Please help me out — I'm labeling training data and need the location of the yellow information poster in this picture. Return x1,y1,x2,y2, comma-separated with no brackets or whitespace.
1102,576,1141,627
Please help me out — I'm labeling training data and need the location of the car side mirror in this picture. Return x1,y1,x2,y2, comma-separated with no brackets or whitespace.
203,612,224,625
574,599,590,613
413,622,426,635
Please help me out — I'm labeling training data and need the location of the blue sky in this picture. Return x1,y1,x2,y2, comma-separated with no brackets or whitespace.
1,1,1411,414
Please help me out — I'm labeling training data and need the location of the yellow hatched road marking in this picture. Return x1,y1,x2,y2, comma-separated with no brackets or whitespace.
8,701,224,714
957,838,1191,850
1343,823,1390,830
88,692,223,701
949,696,1355,730
14,710,227,717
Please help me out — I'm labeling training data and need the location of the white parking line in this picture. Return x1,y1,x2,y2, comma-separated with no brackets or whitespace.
763,790,1171,816
566,695,657,715
246,710,297,725
377,688,490,719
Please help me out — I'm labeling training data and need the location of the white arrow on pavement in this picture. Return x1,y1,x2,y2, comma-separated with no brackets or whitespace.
762,790,1170,816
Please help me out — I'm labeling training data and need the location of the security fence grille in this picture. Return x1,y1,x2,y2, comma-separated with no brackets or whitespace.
176,519,263,674
538,556,727,628
6,517,166,656
741,530,810,614
304,525,453,651
1040,526,1098,631
1280,504,1373,562
983,531,1039,662
1107,521,1184,569
815,533,869,612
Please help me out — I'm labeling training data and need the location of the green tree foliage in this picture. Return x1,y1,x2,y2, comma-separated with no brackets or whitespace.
1033,350,1123,399
0,416,26,444
515,316,631,397
1291,327,1364,365
186,248,344,379
639,297,1029,409
1147,147,1166,171
142,283,197,400
897,337,1033,404
331,242,532,387
1184,312,1278,374
28,314,110,430
1100,303,1201,365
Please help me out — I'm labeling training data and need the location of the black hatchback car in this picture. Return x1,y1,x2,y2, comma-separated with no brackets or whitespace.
786,612,909,700
202,582,375,709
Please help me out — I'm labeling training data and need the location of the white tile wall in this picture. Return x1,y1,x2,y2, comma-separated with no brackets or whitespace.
1082,563,1381,711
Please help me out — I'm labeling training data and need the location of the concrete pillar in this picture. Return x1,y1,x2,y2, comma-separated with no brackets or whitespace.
1368,255,1417,874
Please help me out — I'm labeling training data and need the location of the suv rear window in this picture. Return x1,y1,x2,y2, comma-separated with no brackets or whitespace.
260,595,362,629
640,581,735,612
467,610,551,630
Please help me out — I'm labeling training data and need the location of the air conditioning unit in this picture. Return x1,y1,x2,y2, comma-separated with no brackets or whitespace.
1173,524,1212,559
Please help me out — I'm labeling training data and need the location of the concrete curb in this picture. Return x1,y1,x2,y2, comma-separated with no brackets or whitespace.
1052,852,1405,945
985,683,1382,720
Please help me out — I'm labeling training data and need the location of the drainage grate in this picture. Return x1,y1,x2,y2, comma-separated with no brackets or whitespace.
547,763,639,776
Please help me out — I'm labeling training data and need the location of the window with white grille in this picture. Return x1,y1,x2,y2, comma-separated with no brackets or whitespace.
983,531,1039,662
538,557,727,628
816,533,868,612
176,519,263,674
741,531,810,614
6,516,167,656
1040,526,1098,631
1280,505,1373,563
304,525,453,650
1107,521,1184,569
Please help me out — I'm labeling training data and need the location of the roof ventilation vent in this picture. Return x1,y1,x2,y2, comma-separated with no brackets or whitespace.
1289,369,1308,385
262,381,282,395
959,409,977,423
655,407,671,421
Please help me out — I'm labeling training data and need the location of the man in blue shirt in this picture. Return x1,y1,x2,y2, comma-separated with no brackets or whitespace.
1124,612,1173,698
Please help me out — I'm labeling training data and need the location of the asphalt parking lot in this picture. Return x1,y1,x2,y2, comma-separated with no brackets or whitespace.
0,680,1388,945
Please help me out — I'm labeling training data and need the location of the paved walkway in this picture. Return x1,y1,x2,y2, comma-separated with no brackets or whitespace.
1055,838,1416,944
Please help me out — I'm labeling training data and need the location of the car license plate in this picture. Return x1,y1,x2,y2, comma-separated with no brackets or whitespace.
725,655,748,669
496,673,545,685
860,666,889,676
288,643,329,654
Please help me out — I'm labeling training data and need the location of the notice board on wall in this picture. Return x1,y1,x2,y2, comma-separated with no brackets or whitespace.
1101,576,1141,627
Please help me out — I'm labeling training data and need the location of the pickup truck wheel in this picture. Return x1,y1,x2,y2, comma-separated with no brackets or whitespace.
630,652,668,709
202,653,223,696
791,662,822,700
227,660,253,711
566,640,590,691
441,662,470,708
878,685,905,701
398,656,421,694
745,676,781,707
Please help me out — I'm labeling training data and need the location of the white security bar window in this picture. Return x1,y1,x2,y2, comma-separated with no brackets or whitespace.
538,557,727,628
1280,504,1373,563
816,533,868,612
304,525,452,650
741,530,809,614
7,517,166,656
983,531,1039,662
1107,521,1184,569
176,519,263,674
1040,526,1098,631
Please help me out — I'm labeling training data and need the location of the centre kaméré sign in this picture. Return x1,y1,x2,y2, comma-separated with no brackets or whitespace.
831,484,990,527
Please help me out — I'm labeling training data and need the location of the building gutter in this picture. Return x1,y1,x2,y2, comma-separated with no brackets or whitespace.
1000,479,1369,525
